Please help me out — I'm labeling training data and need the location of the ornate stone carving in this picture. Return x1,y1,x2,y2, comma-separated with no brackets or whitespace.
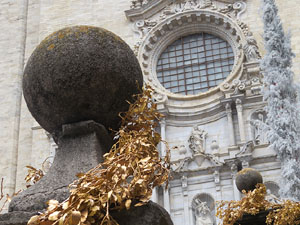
236,140,254,157
250,110,267,145
243,32,261,62
152,91,168,104
189,126,207,155
213,169,220,184
130,0,151,9
194,201,214,225
221,79,248,94
181,175,188,189
171,156,193,172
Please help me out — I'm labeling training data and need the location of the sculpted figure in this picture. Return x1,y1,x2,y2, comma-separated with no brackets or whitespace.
243,33,261,62
195,201,214,225
189,126,207,155
251,113,267,144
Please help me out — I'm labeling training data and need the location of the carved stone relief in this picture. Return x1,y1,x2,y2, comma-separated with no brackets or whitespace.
130,0,150,9
192,194,216,225
129,0,248,55
243,32,261,62
221,76,263,97
189,126,207,155
250,110,267,145
194,201,214,225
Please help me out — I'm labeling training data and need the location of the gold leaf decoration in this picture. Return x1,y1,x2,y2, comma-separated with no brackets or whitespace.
216,183,300,225
28,86,170,225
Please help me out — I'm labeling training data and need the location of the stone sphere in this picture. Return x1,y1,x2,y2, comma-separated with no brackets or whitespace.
236,168,263,193
23,26,143,134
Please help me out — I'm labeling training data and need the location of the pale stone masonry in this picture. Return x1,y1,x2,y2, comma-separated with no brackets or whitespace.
0,1,300,224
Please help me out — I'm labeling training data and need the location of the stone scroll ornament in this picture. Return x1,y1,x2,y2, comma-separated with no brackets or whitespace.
0,26,172,225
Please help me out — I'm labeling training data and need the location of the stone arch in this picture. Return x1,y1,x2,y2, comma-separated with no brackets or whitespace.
264,181,280,198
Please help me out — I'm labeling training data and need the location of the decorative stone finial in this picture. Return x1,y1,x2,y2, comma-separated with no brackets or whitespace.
235,168,263,193
23,26,143,135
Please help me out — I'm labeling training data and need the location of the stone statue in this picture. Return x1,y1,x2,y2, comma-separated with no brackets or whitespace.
243,32,261,62
189,126,207,155
194,201,214,225
251,113,267,144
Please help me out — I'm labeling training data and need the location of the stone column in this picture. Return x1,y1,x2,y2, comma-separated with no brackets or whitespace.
160,118,170,212
151,187,158,203
225,103,235,146
160,118,166,157
214,168,221,201
9,121,113,213
181,176,190,225
163,185,171,213
231,163,240,200
236,99,246,143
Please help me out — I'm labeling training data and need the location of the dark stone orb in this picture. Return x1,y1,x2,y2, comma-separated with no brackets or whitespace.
23,26,143,134
236,168,263,193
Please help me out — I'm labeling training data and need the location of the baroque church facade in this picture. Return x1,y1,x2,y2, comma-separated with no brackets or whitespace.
1,1,300,225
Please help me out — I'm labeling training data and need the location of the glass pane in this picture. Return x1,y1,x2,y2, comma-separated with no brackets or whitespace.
156,32,234,95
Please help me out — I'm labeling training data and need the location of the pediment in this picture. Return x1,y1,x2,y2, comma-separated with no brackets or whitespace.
125,0,247,21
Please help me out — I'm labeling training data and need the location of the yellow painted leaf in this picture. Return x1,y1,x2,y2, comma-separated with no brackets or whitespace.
81,209,88,222
58,216,65,225
134,202,144,207
62,201,69,210
48,211,60,221
71,211,81,225
125,199,131,210
28,215,40,225
76,173,85,178
107,190,113,199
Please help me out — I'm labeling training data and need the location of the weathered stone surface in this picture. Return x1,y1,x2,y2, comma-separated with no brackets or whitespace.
236,168,263,193
23,25,143,134
9,121,112,212
0,212,37,225
110,201,174,225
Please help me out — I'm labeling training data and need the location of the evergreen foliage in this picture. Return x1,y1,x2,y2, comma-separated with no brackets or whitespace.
261,0,300,200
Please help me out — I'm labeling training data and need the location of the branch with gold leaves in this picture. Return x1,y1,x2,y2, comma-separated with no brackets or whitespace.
25,166,45,188
216,183,300,225
28,86,170,225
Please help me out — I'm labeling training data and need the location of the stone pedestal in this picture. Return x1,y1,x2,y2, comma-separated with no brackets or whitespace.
111,201,174,225
234,210,269,225
0,120,112,225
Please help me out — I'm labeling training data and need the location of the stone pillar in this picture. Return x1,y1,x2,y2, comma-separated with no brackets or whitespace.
151,187,158,203
231,163,240,200
236,99,246,143
181,175,190,225
225,103,236,146
163,185,171,213
160,118,167,157
9,121,113,213
214,168,221,201
160,118,170,212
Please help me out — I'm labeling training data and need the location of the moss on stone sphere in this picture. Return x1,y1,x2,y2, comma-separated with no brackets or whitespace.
23,26,143,134
236,168,263,193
